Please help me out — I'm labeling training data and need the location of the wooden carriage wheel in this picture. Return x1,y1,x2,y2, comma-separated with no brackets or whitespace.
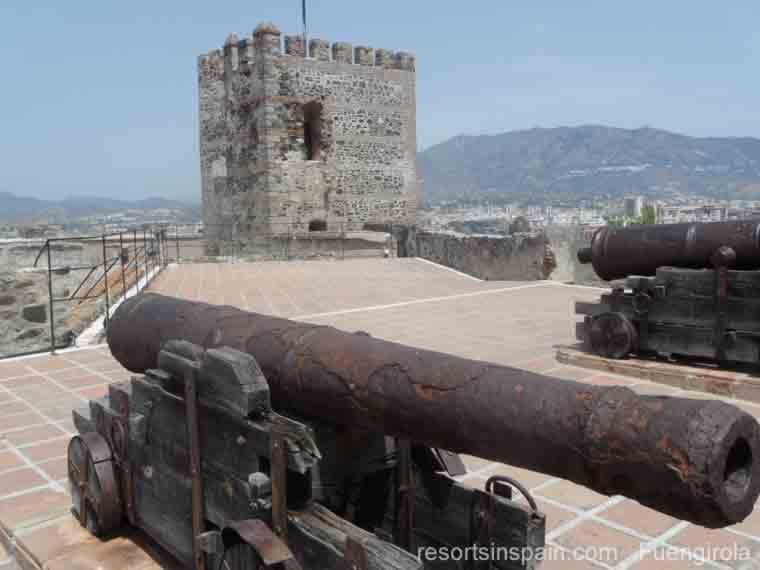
67,432,123,536
588,312,638,359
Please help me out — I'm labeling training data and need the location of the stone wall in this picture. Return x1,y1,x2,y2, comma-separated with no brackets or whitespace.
0,241,93,356
415,231,554,281
259,231,393,260
178,231,394,262
0,270,56,357
365,225,554,281
199,23,417,248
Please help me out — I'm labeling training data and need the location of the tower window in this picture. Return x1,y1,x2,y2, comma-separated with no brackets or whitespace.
308,219,327,231
303,101,323,161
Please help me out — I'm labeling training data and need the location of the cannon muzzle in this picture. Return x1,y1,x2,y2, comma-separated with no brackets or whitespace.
578,220,760,281
107,293,760,528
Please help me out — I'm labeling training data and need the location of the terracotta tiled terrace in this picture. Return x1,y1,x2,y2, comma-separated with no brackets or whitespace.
2,258,760,568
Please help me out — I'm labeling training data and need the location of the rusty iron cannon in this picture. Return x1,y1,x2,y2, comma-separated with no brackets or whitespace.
577,219,760,281
576,220,760,364
69,292,760,569
108,293,759,525
70,294,549,570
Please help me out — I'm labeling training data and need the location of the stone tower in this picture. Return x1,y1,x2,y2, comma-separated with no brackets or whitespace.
198,22,418,243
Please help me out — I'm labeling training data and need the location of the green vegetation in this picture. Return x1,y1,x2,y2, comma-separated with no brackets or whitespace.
640,205,656,225
605,216,626,228
605,205,656,228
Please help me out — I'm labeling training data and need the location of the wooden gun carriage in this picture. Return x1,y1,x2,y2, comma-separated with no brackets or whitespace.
67,292,760,569
577,266,760,364
68,341,545,570
577,220,760,364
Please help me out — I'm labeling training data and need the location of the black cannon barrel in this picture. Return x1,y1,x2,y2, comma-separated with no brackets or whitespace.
107,293,760,528
577,220,760,281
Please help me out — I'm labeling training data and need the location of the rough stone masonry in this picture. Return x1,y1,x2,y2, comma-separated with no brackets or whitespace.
199,22,418,245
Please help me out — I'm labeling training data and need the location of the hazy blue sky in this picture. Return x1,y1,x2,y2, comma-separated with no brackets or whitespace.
1,1,758,201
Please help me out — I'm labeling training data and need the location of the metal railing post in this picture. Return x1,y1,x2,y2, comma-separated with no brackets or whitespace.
119,232,127,299
143,228,148,283
154,232,158,268
153,230,161,267
176,225,180,262
46,242,56,353
102,236,110,326
287,224,292,261
151,231,156,272
152,231,158,268
341,222,346,261
163,229,168,266
133,230,139,292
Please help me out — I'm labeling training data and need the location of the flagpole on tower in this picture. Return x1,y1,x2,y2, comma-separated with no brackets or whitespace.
302,0,308,53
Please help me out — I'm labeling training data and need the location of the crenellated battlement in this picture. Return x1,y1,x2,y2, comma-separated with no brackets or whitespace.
288,34,415,71
200,22,415,73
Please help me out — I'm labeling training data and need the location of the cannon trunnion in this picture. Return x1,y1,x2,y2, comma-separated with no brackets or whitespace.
69,340,545,570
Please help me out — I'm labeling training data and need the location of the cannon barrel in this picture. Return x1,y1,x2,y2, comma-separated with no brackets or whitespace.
577,220,760,281
107,293,760,528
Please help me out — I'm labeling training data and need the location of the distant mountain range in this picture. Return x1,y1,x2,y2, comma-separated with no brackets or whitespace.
6,125,760,220
0,192,199,223
418,126,760,201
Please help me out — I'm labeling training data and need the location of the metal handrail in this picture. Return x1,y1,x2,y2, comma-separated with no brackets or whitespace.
75,254,122,306
9,228,169,359
3,221,396,360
